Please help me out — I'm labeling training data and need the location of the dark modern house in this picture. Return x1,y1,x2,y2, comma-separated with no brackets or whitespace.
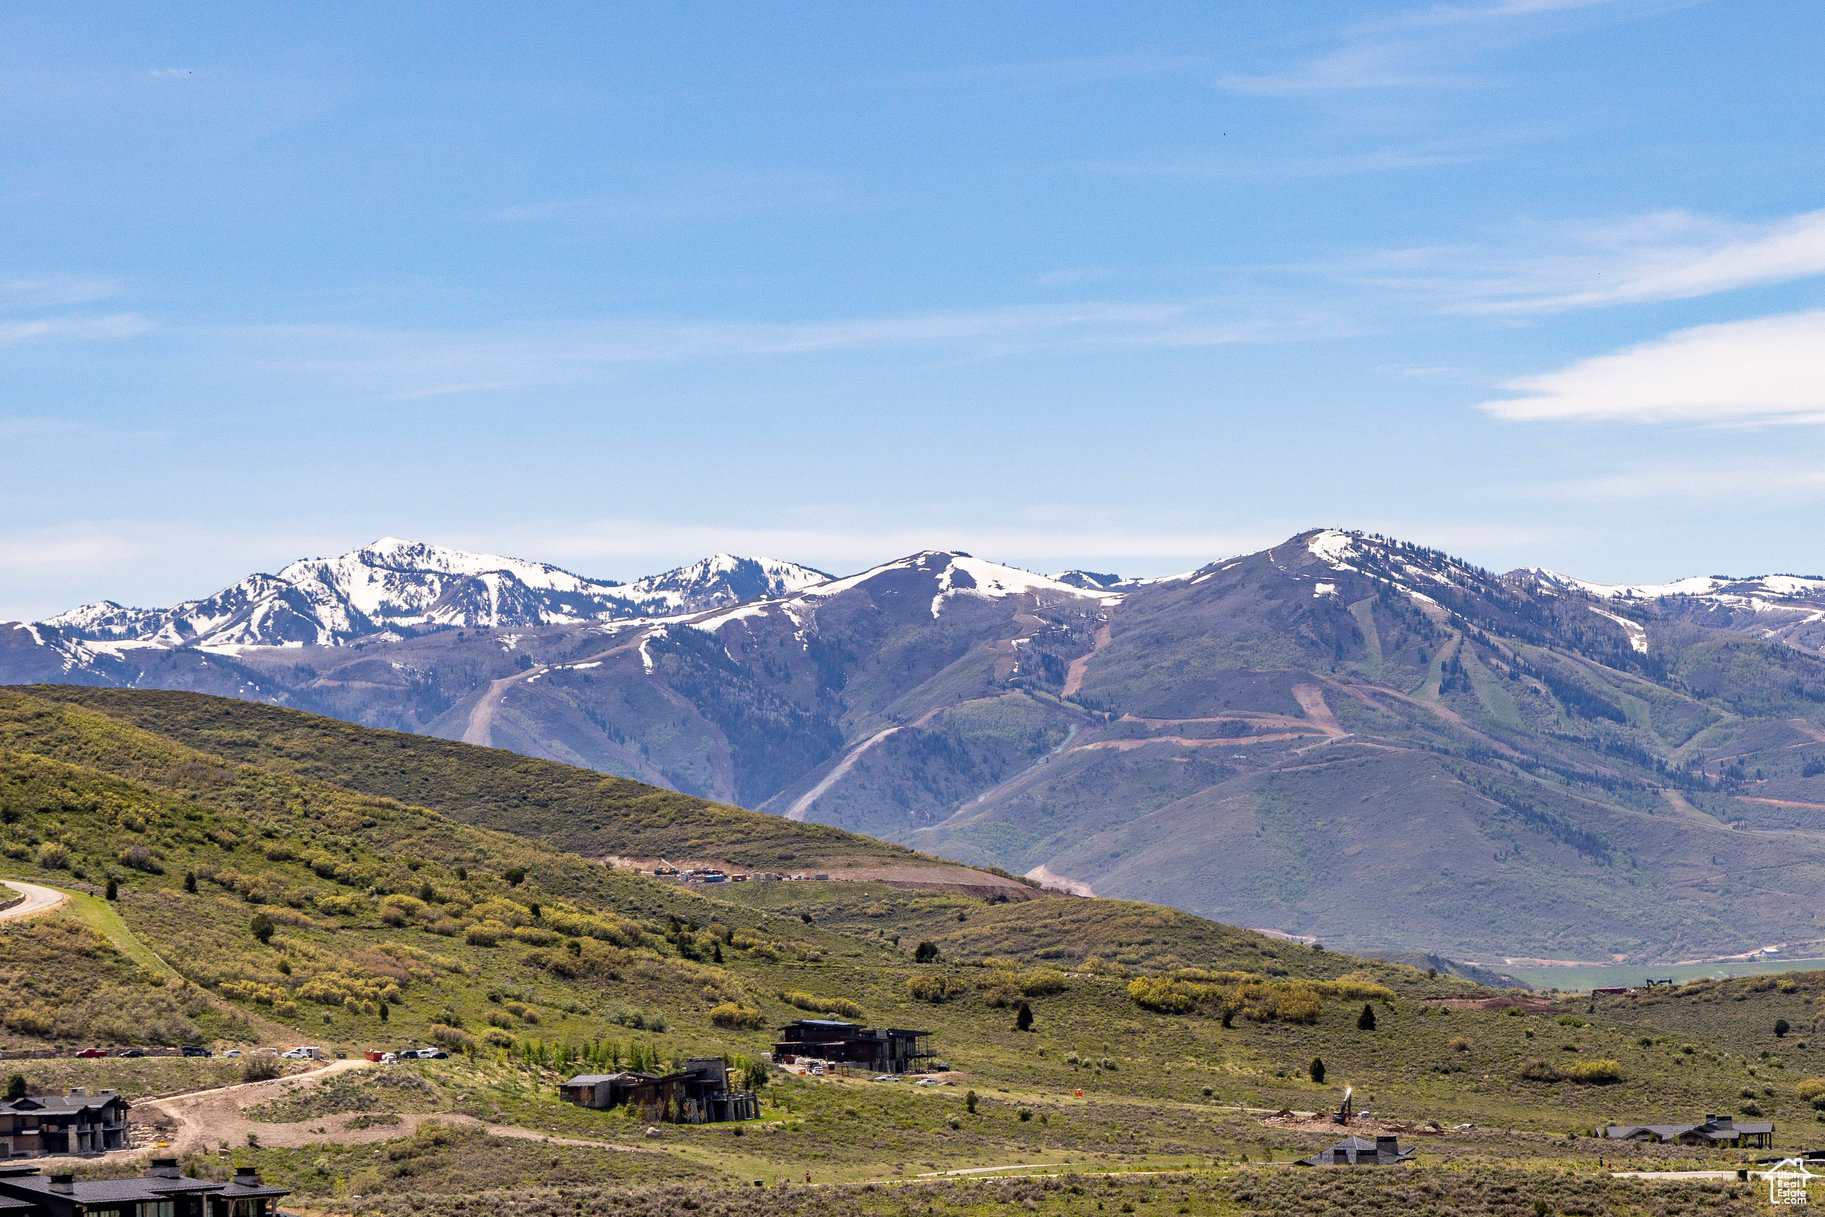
0,1090,130,1158
1297,1135,1417,1166
1602,1114,1775,1148
560,1057,758,1123
771,1020,933,1074
0,1159,287,1216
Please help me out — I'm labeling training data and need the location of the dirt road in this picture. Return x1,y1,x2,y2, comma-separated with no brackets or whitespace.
31,1058,654,1170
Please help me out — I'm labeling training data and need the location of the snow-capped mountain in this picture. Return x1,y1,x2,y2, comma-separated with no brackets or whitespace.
40,538,829,650
1514,566,1825,604
11,526,1825,961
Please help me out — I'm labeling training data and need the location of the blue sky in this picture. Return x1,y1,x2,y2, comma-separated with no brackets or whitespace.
3,1,1824,618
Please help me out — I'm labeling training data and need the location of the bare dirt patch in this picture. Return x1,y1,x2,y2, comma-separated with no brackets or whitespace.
1436,994,1555,1013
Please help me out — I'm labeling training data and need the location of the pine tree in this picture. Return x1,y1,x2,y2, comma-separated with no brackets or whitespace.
1015,1001,1033,1032
1358,1003,1377,1031
1309,1057,1325,1084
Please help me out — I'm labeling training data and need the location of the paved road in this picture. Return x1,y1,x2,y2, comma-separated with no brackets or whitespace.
0,880,67,921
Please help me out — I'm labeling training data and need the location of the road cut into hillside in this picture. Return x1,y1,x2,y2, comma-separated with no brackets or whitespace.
0,880,67,922
603,855,1043,901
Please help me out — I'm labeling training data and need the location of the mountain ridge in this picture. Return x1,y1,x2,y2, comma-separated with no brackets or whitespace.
7,526,1825,960
36,538,829,651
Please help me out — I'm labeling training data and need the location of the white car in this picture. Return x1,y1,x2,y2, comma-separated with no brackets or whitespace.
222,1050,243,1059
280,1047,321,1060
873,1074,897,1082
916,1077,939,1087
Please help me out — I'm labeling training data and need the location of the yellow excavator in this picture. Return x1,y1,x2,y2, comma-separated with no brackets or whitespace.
1331,1085,1354,1125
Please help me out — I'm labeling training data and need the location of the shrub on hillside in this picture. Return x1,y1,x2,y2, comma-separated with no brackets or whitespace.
1126,972,1388,1024
430,1023,474,1049
1518,1059,1561,1082
1127,977,1198,1014
907,975,969,1004
463,921,509,947
1796,1078,1825,1102
710,1003,764,1029
783,990,863,1018
2,1007,54,1036
241,1056,282,1083
117,843,161,873
1561,1059,1623,1084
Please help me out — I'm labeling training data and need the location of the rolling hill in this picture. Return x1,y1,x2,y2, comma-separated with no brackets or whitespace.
5,686,1825,1213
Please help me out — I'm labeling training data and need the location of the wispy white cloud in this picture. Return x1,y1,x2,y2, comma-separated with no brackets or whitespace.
1480,310,1825,424
0,314,151,346
1090,143,1482,180
1220,0,1665,97
1522,462,1825,504
1450,208,1825,313
0,274,123,309
488,171,851,229
1218,43,1477,96
230,298,1353,400
1395,0,1621,28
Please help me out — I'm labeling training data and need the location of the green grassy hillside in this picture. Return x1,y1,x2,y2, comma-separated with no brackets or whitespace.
18,686,936,870
4,687,1825,1211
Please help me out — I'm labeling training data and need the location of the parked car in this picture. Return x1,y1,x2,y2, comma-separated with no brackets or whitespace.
222,1050,243,1059
280,1046,322,1060
872,1074,897,1082
420,1049,450,1059
74,1048,108,1059
916,1077,939,1087
116,1048,145,1058
180,1045,211,1058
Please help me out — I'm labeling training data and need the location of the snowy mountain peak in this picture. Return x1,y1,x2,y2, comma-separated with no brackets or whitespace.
35,539,835,651
792,550,1119,619
1305,528,1360,570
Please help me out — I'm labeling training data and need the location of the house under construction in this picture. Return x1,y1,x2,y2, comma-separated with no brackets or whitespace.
560,1057,759,1123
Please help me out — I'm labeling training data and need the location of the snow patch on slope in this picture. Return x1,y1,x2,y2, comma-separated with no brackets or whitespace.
1588,606,1650,653
1307,530,1359,571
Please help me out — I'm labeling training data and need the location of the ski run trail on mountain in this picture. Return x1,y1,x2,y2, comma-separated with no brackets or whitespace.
784,712,937,822
1061,617,1113,699
459,628,654,748
460,671,521,746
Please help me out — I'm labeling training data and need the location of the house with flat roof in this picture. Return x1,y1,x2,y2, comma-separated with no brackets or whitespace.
772,1020,933,1074
0,1090,129,1158
1602,1113,1774,1149
0,1158,287,1216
